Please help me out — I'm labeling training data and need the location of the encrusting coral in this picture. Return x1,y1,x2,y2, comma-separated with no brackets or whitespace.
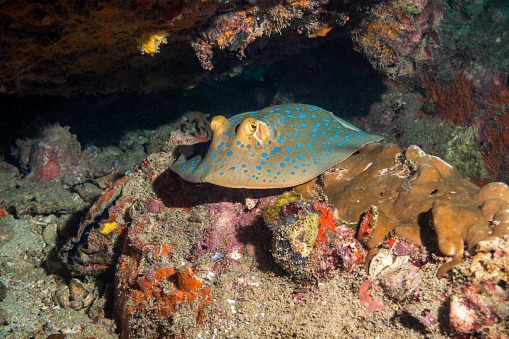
264,192,365,281
168,103,509,278
59,129,509,337
296,143,509,277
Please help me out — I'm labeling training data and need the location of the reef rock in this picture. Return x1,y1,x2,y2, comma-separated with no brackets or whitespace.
264,192,365,281
297,143,509,277
59,131,509,337
13,124,117,186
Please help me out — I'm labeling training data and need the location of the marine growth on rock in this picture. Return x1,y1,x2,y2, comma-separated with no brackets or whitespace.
296,143,509,277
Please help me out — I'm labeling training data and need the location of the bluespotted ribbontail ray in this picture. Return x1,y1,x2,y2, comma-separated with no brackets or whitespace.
170,104,383,188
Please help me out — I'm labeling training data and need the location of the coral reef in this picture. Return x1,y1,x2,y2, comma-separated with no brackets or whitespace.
264,192,365,281
409,1,509,184
12,124,116,186
419,71,509,184
2,0,509,336
0,0,412,95
58,129,509,337
296,142,509,278
354,81,495,184
352,0,442,77
191,0,344,70
60,131,286,336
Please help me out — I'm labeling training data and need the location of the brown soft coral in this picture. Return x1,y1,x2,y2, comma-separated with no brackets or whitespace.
297,143,509,277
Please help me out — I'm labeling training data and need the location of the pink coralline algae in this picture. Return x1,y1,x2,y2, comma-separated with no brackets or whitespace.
144,198,165,214
391,237,420,256
358,280,384,314
12,124,115,186
450,280,508,334
189,196,277,263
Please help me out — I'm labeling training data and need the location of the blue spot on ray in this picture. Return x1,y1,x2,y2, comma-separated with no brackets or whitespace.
170,104,382,189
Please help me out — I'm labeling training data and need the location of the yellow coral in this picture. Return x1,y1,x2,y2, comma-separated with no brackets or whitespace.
354,6,414,58
308,24,333,38
100,222,117,235
136,31,168,54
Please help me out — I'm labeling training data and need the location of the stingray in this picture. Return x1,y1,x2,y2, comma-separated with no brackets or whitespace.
170,104,382,189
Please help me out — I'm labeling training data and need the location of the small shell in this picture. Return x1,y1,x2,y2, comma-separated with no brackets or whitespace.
211,252,224,261
368,249,393,277
69,278,88,302
55,283,70,308
245,198,258,210
381,264,421,301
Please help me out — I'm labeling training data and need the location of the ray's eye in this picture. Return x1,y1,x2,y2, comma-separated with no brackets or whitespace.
242,120,258,136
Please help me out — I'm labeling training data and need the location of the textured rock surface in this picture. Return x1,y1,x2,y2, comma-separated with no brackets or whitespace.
0,214,117,339
296,143,509,277
57,131,508,337
0,0,443,95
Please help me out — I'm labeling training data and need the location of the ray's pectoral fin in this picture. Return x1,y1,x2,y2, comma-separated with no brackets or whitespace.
170,104,383,189
174,141,211,163
170,140,211,183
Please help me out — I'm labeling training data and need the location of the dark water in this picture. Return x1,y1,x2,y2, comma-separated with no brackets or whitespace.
0,38,385,161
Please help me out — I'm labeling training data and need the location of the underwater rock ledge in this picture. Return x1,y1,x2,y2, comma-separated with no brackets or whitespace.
58,128,509,337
